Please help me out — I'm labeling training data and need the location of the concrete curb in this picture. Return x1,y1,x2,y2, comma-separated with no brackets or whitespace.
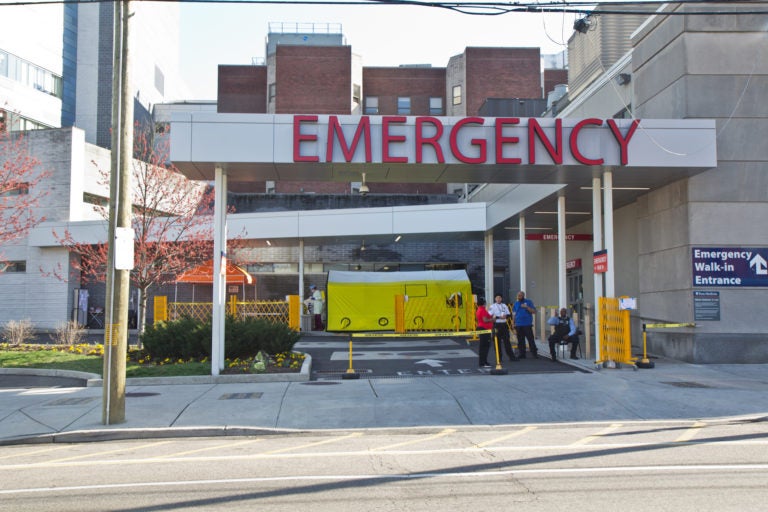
0,353,312,387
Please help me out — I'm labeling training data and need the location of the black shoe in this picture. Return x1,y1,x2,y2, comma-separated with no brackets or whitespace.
550,354,557,361
570,355,579,360
532,351,538,359
519,354,526,359
480,363,492,368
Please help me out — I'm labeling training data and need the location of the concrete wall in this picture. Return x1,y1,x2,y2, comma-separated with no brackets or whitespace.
631,4,768,362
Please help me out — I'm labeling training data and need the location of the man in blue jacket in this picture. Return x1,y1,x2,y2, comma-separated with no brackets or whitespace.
513,291,538,358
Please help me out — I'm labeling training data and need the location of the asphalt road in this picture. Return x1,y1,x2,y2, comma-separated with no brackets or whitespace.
1,418,766,511
297,336,581,380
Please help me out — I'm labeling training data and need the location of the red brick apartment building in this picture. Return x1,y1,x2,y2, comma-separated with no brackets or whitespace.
217,24,567,195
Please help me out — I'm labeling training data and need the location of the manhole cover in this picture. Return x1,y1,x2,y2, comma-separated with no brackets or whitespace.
662,381,711,388
219,392,263,400
126,392,160,397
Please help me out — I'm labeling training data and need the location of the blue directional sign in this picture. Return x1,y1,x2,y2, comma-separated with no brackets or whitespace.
692,247,768,287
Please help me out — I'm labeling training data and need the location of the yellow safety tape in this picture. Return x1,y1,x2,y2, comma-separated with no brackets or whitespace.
351,330,492,338
645,323,696,328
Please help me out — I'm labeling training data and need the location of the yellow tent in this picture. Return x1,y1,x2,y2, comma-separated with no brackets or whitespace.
327,270,473,332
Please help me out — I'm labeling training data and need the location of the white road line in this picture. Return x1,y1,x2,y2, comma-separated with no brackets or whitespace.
3,464,768,495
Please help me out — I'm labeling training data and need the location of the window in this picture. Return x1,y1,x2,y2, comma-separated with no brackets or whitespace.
452,85,462,106
364,96,378,115
397,97,411,115
429,97,443,115
352,84,361,104
0,261,26,273
154,122,169,134
268,83,276,102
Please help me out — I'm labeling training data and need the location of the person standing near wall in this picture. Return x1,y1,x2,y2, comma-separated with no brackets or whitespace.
513,291,538,358
307,285,325,331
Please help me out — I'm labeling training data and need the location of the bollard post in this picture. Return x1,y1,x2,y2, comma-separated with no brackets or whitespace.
341,339,361,379
490,332,508,375
636,324,655,369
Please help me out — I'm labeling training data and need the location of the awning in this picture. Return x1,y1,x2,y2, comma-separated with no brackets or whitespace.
176,260,254,285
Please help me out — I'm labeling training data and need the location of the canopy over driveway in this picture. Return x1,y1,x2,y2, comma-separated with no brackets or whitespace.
170,113,717,237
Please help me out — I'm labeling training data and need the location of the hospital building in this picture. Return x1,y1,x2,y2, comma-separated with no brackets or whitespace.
1,3,767,363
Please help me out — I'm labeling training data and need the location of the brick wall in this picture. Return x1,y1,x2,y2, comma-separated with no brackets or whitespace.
275,46,352,114
217,65,267,113
543,68,568,98
363,67,446,115
465,47,542,115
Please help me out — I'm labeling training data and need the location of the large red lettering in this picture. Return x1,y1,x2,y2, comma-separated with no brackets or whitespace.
382,116,408,163
528,118,563,164
495,118,521,164
326,116,372,162
570,118,604,165
415,117,445,163
607,119,640,165
293,115,319,162
450,117,487,164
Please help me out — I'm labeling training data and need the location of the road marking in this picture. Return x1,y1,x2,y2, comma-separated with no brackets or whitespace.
370,428,456,451
42,440,175,464
572,423,623,445
260,432,364,455
296,339,461,349
151,439,263,459
330,349,477,361
4,464,768,495
475,426,537,448
0,445,69,460
675,421,706,443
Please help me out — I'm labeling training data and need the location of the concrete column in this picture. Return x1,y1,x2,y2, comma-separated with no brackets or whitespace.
604,169,615,297
592,176,603,362
211,165,227,375
557,195,566,309
298,239,304,302
518,215,527,295
484,231,493,305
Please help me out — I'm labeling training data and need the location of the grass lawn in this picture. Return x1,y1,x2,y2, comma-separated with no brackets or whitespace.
0,344,303,377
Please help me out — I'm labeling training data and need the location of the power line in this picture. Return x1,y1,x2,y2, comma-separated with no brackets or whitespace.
2,0,768,16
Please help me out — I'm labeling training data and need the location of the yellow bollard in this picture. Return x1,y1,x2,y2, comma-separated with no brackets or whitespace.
341,339,360,379
637,324,655,369
490,332,508,375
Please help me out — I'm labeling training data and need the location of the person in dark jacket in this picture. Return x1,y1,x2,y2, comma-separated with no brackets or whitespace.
547,307,579,361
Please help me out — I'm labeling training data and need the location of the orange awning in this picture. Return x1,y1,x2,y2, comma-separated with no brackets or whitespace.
176,260,254,285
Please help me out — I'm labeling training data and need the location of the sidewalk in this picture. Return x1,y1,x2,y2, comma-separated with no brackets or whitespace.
2,338,768,445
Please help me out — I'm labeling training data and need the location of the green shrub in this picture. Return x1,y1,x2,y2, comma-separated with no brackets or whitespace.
141,316,299,361
141,317,211,360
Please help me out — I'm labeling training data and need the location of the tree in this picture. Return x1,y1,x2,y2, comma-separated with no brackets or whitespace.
55,124,219,334
0,121,50,257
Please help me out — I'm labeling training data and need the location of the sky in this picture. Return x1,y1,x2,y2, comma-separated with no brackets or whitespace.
179,1,586,100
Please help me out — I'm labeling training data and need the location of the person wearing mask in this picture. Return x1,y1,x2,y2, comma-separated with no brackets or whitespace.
307,285,325,330
547,307,579,361
487,294,518,362
513,290,538,359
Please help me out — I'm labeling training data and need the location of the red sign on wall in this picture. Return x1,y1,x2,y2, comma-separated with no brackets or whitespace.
526,233,593,241
566,258,582,270
593,250,608,273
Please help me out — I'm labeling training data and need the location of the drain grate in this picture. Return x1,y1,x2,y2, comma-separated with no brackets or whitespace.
46,397,99,406
662,381,712,388
219,392,263,400
126,392,160,398
300,381,341,386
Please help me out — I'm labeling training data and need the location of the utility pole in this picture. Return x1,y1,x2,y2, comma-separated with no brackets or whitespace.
103,0,134,425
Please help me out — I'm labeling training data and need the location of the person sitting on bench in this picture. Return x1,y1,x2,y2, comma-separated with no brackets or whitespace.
547,307,579,361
